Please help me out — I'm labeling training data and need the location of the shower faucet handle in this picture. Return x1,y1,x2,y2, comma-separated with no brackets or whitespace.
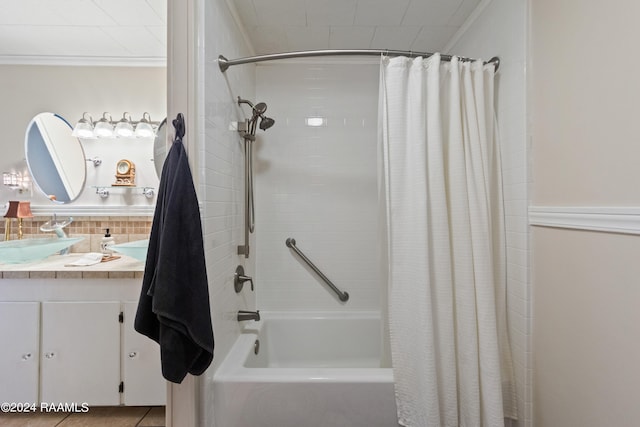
234,265,254,293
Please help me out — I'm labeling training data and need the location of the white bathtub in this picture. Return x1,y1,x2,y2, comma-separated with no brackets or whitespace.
213,312,397,427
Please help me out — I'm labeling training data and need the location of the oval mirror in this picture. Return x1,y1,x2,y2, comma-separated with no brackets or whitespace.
25,113,86,203
153,118,168,177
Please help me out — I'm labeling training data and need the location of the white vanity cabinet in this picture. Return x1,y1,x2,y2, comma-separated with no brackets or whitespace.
0,276,165,407
0,302,40,404
40,301,121,405
122,301,166,405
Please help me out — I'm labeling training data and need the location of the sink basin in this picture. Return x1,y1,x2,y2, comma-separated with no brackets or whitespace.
0,237,84,264
110,239,149,262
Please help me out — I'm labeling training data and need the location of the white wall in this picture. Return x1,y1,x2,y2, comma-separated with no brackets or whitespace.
447,0,530,425
254,61,380,312
200,0,255,425
531,1,640,426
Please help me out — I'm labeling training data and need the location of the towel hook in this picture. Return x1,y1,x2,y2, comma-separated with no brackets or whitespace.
173,113,185,142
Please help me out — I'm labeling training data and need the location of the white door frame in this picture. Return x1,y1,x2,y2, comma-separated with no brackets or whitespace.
166,0,203,426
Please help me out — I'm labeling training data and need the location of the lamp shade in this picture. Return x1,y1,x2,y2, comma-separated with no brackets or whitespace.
71,113,95,138
4,201,19,218
134,122,155,138
114,113,134,137
115,121,134,137
72,120,94,138
94,120,114,137
4,201,31,218
134,112,155,138
16,201,33,218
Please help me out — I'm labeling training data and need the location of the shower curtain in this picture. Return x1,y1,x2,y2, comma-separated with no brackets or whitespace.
378,53,517,427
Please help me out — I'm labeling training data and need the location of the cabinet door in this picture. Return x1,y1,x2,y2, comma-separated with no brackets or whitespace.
122,301,166,405
0,302,39,403
40,301,121,406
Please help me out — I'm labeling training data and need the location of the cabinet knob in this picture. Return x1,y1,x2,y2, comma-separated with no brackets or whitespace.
44,352,55,359
128,352,137,358
21,353,32,361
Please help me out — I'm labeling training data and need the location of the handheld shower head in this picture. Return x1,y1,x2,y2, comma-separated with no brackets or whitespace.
259,116,275,131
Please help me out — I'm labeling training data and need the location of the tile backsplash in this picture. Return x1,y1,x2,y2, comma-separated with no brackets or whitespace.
2,216,152,253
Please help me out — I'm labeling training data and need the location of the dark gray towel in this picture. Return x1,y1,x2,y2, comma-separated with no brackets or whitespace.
135,123,214,384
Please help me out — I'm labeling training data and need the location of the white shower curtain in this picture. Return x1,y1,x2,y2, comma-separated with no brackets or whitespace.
378,54,517,427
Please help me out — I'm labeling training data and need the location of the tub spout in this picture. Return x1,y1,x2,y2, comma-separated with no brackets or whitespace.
237,310,260,322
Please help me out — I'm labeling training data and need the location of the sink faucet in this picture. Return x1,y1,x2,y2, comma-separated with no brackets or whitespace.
237,310,260,322
40,214,73,254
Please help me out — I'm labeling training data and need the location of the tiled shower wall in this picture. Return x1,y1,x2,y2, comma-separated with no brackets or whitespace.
448,0,530,425
200,0,255,424
254,62,380,311
202,0,255,372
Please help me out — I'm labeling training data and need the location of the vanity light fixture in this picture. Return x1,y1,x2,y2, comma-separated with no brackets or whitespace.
3,172,20,188
114,112,135,137
2,172,29,193
134,112,155,138
71,111,158,139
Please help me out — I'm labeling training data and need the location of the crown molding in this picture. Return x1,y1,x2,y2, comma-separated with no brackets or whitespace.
0,55,166,67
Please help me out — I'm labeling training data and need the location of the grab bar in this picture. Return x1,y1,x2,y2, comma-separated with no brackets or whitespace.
285,238,349,302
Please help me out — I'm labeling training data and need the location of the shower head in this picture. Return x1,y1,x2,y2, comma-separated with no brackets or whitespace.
238,96,275,135
259,116,275,131
253,102,267,115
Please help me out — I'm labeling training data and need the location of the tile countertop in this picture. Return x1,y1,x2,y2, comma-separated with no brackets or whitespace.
0,253,145,279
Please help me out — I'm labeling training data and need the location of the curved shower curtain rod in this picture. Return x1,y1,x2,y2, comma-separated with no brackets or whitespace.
218,49,500,72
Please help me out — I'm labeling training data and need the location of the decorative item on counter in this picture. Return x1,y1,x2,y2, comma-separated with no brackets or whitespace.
64,252,103,267
3,201,33,240
113,159,136,186
63,252,121,266
100,228,115,255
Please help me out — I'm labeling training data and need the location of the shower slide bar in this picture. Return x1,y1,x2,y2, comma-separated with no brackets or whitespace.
218,49,500,72
286,237,349,302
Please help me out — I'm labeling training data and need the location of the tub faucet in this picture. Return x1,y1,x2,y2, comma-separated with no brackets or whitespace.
237,310,260,322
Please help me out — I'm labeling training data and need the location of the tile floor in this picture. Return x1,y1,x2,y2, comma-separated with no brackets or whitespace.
0,406,164,427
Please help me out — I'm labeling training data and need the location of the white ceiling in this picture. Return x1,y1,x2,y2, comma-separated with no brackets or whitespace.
0,0,481,66
230,0,482,55
0,0,166,65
